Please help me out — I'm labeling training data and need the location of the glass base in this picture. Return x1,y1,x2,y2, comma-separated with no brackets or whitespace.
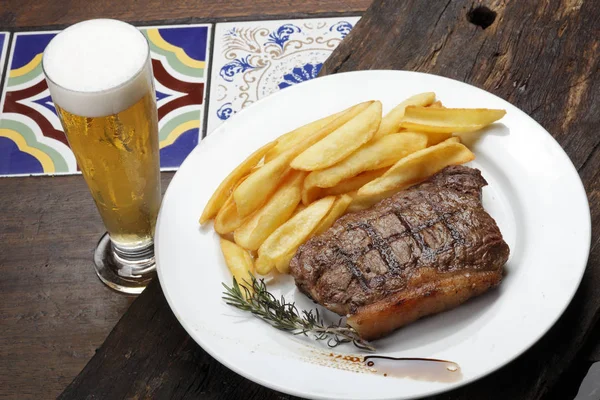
93,232,156,294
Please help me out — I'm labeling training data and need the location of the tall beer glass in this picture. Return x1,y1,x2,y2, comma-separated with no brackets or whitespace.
43,19,160,294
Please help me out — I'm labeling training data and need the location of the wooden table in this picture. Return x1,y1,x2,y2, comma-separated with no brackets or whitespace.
1,0,598,399
0,2,370,399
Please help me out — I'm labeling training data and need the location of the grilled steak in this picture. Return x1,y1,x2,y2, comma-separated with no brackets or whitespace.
289,165,509,340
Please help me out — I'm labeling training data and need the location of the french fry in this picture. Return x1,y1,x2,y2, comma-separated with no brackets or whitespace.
375,92,436,138
301,184,322,206
291,101,382,171
264,109,347,162
255,255,274,277
321,168,388,197
347,193,383,213
214,192,246,234
199,141,276,224
423,131,453,146
302,167,391,203
213,176,251,234
276,194,353,272
271,196,339,273
304,132,427,189
233,161,291,219
292,203,306,216
234,170,305,251
220,238,255,296
234,101,372,217
357,138,474,199
210,96,507,278
399,107,506,133
275,251,296,274
346,137,464,212
256,196,336,274
312,194,353,236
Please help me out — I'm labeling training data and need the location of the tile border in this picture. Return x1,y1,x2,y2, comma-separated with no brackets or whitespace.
0,13,362,130
201,23,217,139
0,13,362,176
0,32,10,78
207,16,360,134
139,23,213,166
0,30,75,177
0,30,57,116
0,32,11,122
0,26,213,177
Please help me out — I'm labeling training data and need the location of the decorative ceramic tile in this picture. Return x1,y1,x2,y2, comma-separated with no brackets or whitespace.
0,31,70,176
144,24,211,170
0,24,211,176
0,32,9,80
207,16,360,134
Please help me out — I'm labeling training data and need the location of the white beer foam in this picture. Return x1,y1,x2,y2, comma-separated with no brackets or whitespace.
43,19,151,117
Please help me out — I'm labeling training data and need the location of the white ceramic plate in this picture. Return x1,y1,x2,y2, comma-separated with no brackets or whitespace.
156,70,591,400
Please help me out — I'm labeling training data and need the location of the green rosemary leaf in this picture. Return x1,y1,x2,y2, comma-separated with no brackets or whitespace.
222,274,375,351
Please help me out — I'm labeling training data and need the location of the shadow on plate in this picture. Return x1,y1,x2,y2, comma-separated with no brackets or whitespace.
456,123,509,148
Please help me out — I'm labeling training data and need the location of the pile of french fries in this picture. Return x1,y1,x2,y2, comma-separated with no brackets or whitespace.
200,93,506,287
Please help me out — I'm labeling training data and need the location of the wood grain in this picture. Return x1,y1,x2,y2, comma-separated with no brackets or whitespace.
0,173,172,399
59,1,599,399
322,0,600,399
6,0,600,399
0,0,371,29
59,279,300,400
0,1,370,399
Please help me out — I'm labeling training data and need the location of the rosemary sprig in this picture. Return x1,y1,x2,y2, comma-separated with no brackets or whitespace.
222,275,375,351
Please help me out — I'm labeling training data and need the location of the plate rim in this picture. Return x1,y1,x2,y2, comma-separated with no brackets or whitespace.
156,69,592,400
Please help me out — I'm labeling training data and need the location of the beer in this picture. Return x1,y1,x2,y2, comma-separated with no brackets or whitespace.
43,19,161,291
55,91,160,249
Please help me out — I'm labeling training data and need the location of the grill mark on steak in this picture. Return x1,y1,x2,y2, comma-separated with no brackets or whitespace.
391,207,434,261
424,191,467,246
290,165,510,340
335,245,370,291
385,211,463,253
421,197,463,265
352,221,402,274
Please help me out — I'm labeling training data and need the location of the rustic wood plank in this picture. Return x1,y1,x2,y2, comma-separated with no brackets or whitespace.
0,2,369,399
323,0,599,398
59,279,299,400
0,173,172,399
0,0,371,29
57,0,599,399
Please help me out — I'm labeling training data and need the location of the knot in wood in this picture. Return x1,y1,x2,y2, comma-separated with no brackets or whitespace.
467,6,497,29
